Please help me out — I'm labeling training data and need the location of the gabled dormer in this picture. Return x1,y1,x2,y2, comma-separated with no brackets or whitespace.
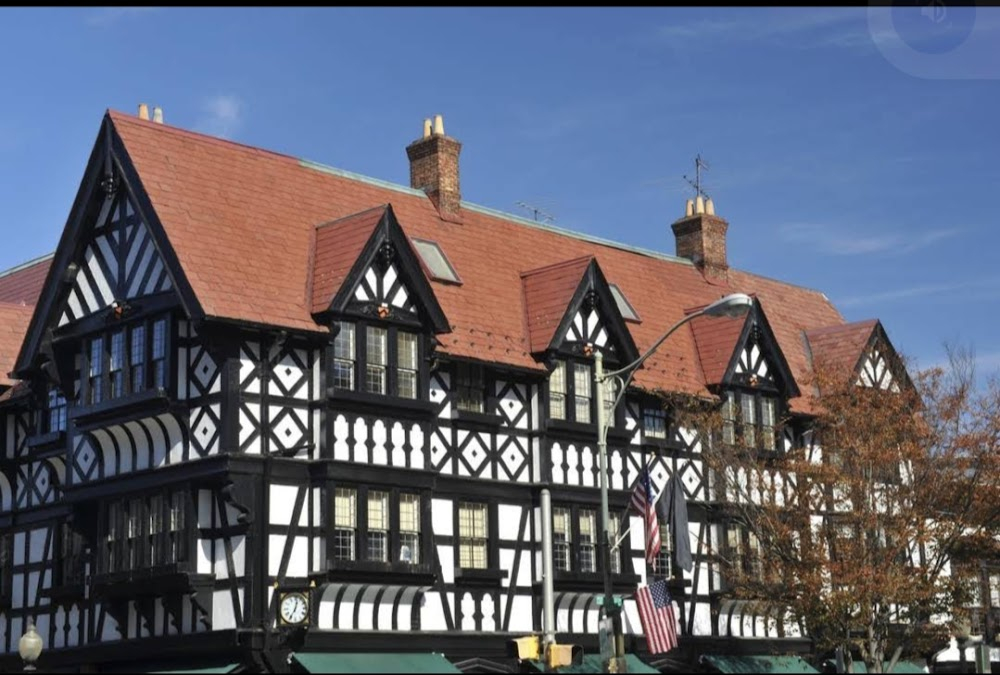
805,319,911,394
522,257,639,428
690,298,799,452
13,114,198,408
522,256,639,365
310,204,449,405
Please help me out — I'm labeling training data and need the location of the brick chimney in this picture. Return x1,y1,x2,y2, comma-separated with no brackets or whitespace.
406,114,462,221
671,196,728,279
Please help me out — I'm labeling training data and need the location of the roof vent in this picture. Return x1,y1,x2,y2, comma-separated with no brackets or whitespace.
152,106,164,124
138,103,150,121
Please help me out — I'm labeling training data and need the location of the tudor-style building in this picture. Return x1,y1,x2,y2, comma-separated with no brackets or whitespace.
0,108,918,672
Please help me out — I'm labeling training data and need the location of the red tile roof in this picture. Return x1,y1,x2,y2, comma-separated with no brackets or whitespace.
311,205,388,314
521,256,594,354
0,254,51,306
102,111,848,398
805,319,878,378
689,313,746,385
0,302,34,387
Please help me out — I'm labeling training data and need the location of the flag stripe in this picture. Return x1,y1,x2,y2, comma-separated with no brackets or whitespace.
636,579,678,654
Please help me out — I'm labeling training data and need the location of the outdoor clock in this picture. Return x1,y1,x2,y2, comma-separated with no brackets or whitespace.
278,590,310,626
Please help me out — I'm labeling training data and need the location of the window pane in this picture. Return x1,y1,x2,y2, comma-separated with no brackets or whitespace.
575,363,592,424
549,361,566,420
553,507,571,572
90,336,104,404
333,322,355,390
152,318,167,388
741,393,756,448
602,376,615,428
130,325,146,392
722,392,736,445
644,407,667,439
579,510,596,573
109,331,125,398
365,327,387,394
334,488,357,561
367,491,389,562
400,493,421,564
656,522,673,576
459,502,488,569
397,332,418,399
456,362,485,413
761,397,776,451
608,512,622,574
412,239,461,283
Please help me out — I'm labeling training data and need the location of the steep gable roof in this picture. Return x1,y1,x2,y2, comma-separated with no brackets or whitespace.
522,256,595,354
0,302,34,387
105,110,847,399
689,313,746,386
805,319,879,378
310,205,389,315
0,254,52,306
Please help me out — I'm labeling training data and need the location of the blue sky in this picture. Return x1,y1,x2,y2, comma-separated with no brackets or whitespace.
1,7,998,381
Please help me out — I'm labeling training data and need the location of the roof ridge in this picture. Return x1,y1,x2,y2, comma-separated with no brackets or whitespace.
805,318,878,337
315,203,389,231
519,255,595,279
108,110,297,163
0,252,54,279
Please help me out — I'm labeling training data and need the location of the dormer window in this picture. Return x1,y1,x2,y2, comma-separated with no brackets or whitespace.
548,358,618,427
331,320,422,400
82,314,171,406
722,390,778,452
455,362,485,413
46,388,67,433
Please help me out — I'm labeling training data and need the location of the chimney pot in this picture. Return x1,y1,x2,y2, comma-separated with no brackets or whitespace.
433,114,445,136
138,103,150,121
685,199,694,217
705,198,715,216
694,195,705,214
152,106,164,124
423,118,432,139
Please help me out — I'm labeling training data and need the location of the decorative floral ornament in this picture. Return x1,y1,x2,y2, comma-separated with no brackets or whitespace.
583,342,594,357
377,303,390,319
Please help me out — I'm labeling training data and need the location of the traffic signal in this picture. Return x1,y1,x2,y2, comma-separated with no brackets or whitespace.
547,643,583,669
507,634,541,661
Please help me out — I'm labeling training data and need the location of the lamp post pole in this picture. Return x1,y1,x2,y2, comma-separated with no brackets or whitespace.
593,293,753,674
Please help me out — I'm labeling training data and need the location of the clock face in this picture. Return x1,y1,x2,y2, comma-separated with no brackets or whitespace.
280,592,308,625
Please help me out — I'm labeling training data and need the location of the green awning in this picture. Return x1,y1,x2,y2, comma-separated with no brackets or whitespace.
149,667,240,674
292,652,461,673
846,661,926,673
528,654,658,673
702,654,820,673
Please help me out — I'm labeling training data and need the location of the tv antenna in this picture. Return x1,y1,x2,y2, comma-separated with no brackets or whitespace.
516,201,555,224
683,154,711,199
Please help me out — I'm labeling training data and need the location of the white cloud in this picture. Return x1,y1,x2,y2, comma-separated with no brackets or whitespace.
836,277,1000,309
778,222,961,256
196,95,244,139
656,9,870,50
86,7,159,28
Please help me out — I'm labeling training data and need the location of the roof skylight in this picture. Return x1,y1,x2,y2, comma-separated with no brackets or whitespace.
412,238,461,284
609,284,640,322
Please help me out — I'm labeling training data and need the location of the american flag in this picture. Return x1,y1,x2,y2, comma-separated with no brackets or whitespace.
636,578,679,654
629,466,661,569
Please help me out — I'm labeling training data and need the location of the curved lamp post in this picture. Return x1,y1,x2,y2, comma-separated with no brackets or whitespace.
594,293,753,670
18,619,43,672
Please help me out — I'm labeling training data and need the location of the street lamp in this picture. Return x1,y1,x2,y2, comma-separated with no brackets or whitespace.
18,619,43,671
594,292,753,670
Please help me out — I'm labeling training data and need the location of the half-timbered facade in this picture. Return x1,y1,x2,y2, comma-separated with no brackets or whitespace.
0,109,916,672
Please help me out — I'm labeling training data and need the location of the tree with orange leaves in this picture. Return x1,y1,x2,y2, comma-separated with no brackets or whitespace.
680,347,1000,673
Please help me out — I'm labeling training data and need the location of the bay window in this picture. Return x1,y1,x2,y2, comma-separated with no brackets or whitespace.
101,489,189,574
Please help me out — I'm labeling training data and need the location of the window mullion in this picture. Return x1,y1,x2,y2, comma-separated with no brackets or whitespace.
388,326,398,398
